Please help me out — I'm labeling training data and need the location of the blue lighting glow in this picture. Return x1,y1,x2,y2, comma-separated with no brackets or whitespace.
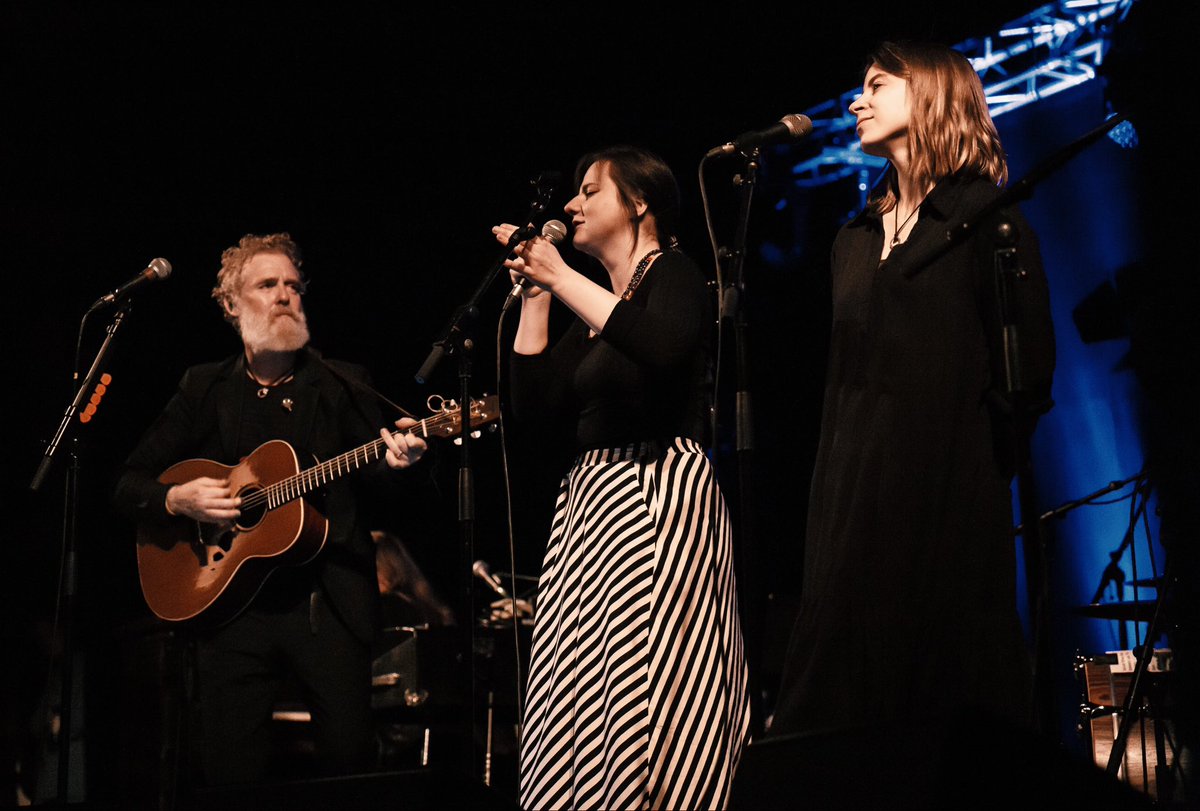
790,0,1137,186
1107,116,1139,148
775,0,1159,752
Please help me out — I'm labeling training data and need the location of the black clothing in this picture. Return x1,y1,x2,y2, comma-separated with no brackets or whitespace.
509,251,751,807
114,349,398,785
770,174,1055,735
194,586,375,785
510,249,711,449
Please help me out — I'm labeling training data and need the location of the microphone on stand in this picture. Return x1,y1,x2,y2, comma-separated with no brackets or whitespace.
705,114,814,158
502,219,568,312
473,559,509,598
88,258,173,311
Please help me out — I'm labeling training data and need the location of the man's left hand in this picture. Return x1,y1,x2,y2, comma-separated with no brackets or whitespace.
382,418,427,469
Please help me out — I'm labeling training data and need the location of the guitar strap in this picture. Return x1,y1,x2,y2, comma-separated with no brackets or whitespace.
304,346,417,420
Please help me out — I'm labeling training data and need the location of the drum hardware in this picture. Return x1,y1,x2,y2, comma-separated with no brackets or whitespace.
1022,470,1152,735
1074,648,1177,800
1063,469,1180,799
371,626,458,713
1128,576,1165,589
1072,600,1157,623
370,616,533,781
484,690,496,787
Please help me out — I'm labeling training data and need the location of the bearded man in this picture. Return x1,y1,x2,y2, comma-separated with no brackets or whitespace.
114,233,426,788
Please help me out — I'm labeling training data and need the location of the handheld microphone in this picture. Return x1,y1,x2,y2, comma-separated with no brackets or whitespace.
503,219,568,311
706,114,814,158
472,559,509,598
89,258,173,311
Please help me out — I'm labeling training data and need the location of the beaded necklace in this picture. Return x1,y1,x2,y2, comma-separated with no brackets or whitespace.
621,248,663,300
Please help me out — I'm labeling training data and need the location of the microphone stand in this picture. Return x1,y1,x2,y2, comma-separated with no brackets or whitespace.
30,299,133,804
1013,471,1143,536
986,214,1060,735
903,111,1132,737
901,111,1130,278
413,171,557,782
716,150,765,735
1015,473,1146,646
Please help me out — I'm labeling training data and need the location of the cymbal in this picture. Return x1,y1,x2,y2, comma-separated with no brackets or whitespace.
1073,600,1158,622
1128,577,1165,589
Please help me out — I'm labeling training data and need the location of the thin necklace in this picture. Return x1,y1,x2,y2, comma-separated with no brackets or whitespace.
247,366,295,399
890,194,928,248
621,248,663,301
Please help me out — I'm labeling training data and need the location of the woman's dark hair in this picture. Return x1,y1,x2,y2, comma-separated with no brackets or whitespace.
574,145,680,252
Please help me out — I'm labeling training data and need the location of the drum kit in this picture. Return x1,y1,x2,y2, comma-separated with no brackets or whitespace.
1029,470,1186,801
1072,562,1177,799
368,563,537,785
266,556,538,789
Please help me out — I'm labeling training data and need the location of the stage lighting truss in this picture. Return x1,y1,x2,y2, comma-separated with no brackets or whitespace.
788,0,1137,194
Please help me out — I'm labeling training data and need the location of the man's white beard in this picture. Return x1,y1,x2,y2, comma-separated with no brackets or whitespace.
238,306,310,355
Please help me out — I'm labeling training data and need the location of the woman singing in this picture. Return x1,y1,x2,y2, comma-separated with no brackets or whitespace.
769,42,1056,736
496,146,751,810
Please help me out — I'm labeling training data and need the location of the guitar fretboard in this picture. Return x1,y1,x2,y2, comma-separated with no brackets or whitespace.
237,409,466,512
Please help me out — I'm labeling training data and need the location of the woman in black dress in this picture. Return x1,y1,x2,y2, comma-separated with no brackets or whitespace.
495,146,751,810
769,42,1055,737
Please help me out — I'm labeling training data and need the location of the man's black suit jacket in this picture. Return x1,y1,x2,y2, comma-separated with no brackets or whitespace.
114,348,400,642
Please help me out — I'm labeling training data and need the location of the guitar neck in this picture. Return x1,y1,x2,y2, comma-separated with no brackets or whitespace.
264,422,429,509
247,394,497,512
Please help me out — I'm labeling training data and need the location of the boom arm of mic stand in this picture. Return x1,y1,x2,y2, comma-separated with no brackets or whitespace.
31,303,131,491
904,111,1132,278
413,221,544,385
1014,471,1144,535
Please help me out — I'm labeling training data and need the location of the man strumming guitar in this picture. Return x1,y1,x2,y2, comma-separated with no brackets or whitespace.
114,232,427,788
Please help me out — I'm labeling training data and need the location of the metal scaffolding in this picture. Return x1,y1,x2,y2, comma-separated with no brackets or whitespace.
788,0,1137,194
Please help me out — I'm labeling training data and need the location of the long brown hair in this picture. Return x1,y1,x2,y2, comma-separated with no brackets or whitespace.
867,41,1007,214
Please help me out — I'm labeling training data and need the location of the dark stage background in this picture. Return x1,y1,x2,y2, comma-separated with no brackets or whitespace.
3,2,1188,806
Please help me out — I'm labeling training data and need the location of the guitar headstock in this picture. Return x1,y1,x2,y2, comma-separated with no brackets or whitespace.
421,394,502,438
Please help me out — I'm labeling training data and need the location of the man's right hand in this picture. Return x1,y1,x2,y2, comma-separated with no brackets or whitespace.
166,477,241,523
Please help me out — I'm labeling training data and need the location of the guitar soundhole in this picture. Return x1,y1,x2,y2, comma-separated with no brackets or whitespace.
235,485,267,532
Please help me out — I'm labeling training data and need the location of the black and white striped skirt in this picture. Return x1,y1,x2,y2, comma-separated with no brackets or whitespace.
519,438,751,810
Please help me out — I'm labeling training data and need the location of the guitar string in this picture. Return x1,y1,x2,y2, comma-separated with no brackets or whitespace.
233,405,488,511
238,427,423,511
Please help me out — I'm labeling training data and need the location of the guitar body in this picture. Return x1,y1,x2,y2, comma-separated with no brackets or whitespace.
133,394,499,625
136,440,329,625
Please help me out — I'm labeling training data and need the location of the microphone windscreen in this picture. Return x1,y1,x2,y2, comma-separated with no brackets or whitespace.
780,114,814,139
149,257,173,279
542,219,568,245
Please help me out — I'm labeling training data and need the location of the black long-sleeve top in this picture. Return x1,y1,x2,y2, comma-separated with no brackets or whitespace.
510,250,712,450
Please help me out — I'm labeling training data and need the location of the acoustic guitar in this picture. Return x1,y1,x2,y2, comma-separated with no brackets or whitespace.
136,395,499,625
